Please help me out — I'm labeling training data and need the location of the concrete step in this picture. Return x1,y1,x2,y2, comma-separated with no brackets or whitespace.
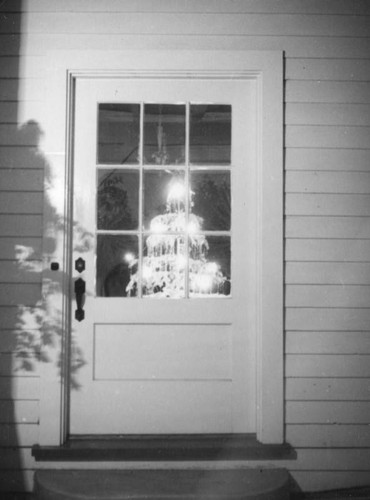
34,468,290,500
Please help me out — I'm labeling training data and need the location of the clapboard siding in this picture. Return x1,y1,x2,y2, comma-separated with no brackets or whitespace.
286,331,370,354
0,192,43,214
286,240,370,262
0,126,45,146
0,104,44,129
286,148,370,171
0,378,39,401
287,424,370,447
0,102,21,122
286,81,370,103
0,215,43,237
0,56,43,78
286,217,370,239
11,56,370,83
2,0,370,15
286,194,370,216
286,171,370,194
286,126,370,149
0,169,44,190
286,104,370,126
286,308,370,331
286,378,370,401
0,307,41,330
286,58,370,81
0,237,42,260
5,13,368,37
0,284,41,306
0,448,34,469
0,401,39,424
287,402,370,424
0,330,40,353
286,285,370,308
0,147,47,168
286,354,370,378
0,79,44,102
0,354,40,377
0,261,42,283
0,0,369,494
0,423,39,447
2,34,370,59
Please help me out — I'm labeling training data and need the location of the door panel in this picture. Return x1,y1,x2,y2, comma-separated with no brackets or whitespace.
70,78,256,434
94,324,232,381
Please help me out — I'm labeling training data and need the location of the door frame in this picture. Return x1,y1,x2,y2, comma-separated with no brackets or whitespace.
39,50,283,447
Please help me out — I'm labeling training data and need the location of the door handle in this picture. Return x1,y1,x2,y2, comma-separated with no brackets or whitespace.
74,277,86,322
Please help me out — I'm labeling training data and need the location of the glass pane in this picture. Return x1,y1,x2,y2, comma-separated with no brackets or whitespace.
142,234,185,298
143,170,185,230
191,171,231,231
97,169,139,230
189,236,231,297
98,104,140,164
144,104,186,165
190,105,231,165
96,235,138,297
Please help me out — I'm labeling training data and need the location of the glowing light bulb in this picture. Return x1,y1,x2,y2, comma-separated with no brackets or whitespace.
143,266,153,280
176,255,186,269
187,221,199,234
168,182,185,201
196,274,213,292
151,220,167,233
124,252,135,264
205,262,218,274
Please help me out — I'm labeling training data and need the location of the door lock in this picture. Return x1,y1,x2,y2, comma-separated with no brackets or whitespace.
75,257,85,273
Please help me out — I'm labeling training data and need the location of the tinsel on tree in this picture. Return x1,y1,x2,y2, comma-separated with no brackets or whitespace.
126,180,229,298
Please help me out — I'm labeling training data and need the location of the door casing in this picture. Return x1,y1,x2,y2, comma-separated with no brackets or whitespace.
39,50,283,447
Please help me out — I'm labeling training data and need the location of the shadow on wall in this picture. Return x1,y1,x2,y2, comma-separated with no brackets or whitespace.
1,122,90,495
0,0,91,493
0,0,26,493
12,120,89,386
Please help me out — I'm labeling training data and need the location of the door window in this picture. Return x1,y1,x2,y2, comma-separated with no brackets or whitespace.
96,103,232,299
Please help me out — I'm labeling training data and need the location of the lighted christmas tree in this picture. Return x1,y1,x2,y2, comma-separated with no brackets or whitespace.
126,180,229,298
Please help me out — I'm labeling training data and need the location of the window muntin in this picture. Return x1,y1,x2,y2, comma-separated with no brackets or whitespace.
96,102,232,298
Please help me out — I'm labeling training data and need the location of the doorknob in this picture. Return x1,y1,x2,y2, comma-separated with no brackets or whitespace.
74,277,86,322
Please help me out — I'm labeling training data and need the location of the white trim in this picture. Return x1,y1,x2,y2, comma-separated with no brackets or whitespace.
40,50,283,445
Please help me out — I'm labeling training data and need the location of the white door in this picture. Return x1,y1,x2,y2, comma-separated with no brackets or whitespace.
69,77,257,435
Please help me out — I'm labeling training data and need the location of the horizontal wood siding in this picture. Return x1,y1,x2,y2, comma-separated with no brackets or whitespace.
0,0,369,493
0,1,41,493
283,1,370,482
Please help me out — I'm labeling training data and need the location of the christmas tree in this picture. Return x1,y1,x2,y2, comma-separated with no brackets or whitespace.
126,180,229,298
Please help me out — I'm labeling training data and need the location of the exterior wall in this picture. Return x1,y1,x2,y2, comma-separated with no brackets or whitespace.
0,0,369,494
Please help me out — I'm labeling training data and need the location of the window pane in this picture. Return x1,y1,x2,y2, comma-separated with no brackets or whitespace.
190,105,231,165
144,104,186,165
143,170,185,230
96,235,138,297
190,236,231,297
142,234,186,298
97,169,139,230
98,104,140,164
191,171,231,231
